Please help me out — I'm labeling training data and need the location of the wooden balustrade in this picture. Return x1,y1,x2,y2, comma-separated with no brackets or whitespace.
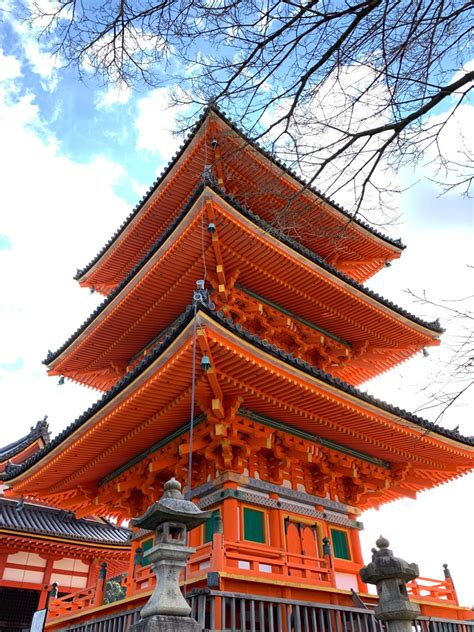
47,543,459,622
407,576,459,604
44,590,474,632
48,586,97,618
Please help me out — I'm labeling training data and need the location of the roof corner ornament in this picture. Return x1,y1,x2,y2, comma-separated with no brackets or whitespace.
360,536,420,632
129,477,211,631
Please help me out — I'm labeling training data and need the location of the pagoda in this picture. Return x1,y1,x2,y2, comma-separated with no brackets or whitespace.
0,419,130,630
3,106,473,630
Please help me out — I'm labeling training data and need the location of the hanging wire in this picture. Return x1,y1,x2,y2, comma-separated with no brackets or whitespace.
186,299,199,495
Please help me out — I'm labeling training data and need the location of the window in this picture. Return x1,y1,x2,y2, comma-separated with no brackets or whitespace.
330,528,351,560
138,538,153,566
243,507,265,543
204,510,221,543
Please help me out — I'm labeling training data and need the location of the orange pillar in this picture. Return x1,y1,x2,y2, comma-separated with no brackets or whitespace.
93,561,107,606
348,519,366,593
222,483,239,543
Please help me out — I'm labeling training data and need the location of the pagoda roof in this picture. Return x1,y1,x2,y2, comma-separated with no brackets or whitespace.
0,418,50,473
44,185,441,390
75,106,404,291
0,497,130,546
6,307,472,510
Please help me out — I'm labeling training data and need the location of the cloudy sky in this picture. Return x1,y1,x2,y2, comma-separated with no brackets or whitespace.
0,6,473,605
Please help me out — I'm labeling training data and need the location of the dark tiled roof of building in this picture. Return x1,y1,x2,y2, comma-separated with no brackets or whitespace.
6,306,472,484
0,418,50,462
0,498,130,545
45,182,441,366
74,105,404,281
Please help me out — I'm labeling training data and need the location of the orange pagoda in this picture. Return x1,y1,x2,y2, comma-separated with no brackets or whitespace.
3,106,474,631
0,419,130,630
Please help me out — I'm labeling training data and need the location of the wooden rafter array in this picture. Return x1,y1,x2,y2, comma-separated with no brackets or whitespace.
47,189,438,391
8,312,473,517
78,109,403,294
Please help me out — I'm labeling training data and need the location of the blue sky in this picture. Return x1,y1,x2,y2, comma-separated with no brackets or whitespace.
0,7,473,604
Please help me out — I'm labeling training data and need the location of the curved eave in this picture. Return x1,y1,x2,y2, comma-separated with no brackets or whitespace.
0,528,131,551
8,310,473,500
0,420,50,464
45,187,440,390
76,107,404,291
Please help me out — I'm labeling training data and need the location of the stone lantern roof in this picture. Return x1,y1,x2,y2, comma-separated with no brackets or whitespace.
131,478,211,532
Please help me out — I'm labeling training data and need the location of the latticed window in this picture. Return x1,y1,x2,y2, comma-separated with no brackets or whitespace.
139,538,153,566
330,528,351,560
243,507,265,543
204,510,221,543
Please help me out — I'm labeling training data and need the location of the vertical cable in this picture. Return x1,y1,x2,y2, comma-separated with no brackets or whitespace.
187,300,198,494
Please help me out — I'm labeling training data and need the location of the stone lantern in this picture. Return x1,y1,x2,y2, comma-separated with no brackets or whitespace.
360,536,420,632
130,478,212,632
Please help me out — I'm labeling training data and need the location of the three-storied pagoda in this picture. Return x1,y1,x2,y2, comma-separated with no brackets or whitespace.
3,106,473,629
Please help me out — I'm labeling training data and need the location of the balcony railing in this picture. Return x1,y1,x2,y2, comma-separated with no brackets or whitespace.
408,576,458,604
48,586,97,618
45,591,474,632
47,534,462,622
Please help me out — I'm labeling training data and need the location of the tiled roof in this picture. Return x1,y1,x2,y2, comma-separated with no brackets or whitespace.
6,306,472,483
0,498,130,545
0,418,50,462
74,105,404,281
45,181,441,366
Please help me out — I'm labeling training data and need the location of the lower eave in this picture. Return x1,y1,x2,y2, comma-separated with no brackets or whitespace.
5,308,472,503
0,527,131,551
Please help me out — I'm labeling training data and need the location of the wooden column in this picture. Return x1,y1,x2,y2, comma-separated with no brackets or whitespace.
222,483,239,544
348,518,366,593
93,561,107,606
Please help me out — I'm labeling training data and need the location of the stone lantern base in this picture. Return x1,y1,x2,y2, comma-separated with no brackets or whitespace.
131,614,202,632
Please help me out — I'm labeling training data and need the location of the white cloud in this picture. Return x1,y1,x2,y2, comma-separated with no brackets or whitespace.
96,85,132,109
0,53,131,441
0,50,22,81
3,3,62,91
135,87,185,156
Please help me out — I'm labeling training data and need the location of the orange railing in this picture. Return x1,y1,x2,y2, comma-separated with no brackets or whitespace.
48,586,97,618
407,575,458,605
224,540,332,583
47,541,459,621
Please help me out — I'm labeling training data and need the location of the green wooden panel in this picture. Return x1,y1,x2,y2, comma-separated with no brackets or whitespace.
139,537,154,566
243,507,265,543
331,528,351,560
204,510,221,543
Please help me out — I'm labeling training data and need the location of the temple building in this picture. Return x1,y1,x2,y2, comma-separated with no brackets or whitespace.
0,420,130,631
2,106,473,630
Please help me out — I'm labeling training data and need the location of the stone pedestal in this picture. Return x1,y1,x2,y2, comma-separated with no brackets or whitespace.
141,542,195,618
131,615,202,632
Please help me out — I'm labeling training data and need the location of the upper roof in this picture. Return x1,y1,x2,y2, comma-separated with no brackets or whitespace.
75,106,404,292
0,417,50,473
0,497,130,545
44,185,441,391
5,307,472,512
